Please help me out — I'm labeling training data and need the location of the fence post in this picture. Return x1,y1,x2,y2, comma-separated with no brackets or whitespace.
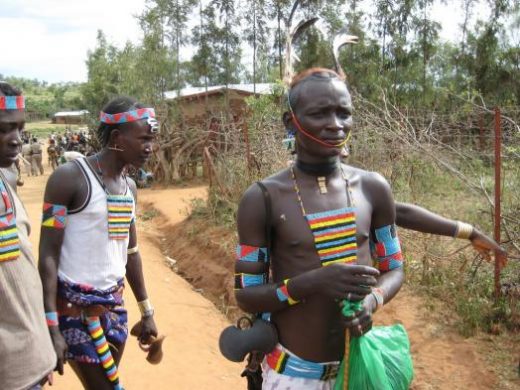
479,113,485,151
242,119,252,176
493,106,502,298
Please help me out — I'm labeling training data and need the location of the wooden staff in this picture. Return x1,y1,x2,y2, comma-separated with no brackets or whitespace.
344,329,350,390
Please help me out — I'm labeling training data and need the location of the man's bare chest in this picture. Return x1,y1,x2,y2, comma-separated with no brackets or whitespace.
269,182,374,275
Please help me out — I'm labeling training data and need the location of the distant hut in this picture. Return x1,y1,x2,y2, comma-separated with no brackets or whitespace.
52,110,89,124
164,83,273,123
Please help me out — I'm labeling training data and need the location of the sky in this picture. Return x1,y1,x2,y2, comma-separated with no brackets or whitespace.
0,0,491,84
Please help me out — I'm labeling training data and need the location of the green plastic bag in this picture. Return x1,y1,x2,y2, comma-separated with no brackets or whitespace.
334,301,414,390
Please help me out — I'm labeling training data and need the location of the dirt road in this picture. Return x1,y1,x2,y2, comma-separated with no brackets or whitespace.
17,165,509,389
18,172,243,389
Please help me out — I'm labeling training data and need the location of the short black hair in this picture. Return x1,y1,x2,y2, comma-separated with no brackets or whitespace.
287,68,344,109
97,96,146,146
0,81,22,97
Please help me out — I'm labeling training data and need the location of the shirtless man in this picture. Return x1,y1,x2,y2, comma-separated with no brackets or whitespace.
235,68,403,389
39,96,159,389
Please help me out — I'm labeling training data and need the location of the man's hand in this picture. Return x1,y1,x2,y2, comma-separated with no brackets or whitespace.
342,294,376,337
470,228,507,268
38,372,54,386
49,327,68,375
309,264,379,301
139,316,158,344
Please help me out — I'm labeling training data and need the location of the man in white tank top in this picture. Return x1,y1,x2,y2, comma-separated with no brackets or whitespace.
39,96,160,390
0,82,56,390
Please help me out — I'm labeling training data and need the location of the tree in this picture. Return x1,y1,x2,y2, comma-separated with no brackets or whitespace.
211,0,243,86
190,3,220,87
242,0,270,90
81,30,121,116
161,0,197,88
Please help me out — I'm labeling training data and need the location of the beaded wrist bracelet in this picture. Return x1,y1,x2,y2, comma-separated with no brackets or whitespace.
276,279,300,306
45,311,59,327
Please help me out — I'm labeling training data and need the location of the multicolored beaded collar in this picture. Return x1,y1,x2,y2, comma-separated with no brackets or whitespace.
290,165,358,266
94,155,134,241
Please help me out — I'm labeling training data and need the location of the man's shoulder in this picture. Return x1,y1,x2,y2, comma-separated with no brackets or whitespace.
48,160,83,183
244,167,291,195
342,163,389,188
239,167,291,207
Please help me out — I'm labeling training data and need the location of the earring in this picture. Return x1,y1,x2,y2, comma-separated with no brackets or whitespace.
341,133,352,159
282,127,296,151
108,144,124,152
341,145,350,159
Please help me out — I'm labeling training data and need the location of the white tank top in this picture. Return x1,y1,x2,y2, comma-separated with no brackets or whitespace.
58,158,135,290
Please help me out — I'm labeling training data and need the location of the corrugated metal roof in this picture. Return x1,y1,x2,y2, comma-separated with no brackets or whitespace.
164,83,274,100
53,110,89,117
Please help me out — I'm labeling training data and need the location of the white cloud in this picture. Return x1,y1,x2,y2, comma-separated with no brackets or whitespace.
0,0,145,83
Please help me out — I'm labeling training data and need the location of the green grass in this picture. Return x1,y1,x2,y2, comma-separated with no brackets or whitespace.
24,121,85,138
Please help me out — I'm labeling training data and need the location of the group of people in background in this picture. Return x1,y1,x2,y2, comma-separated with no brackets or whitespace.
20,137,44,177
17,129,94,182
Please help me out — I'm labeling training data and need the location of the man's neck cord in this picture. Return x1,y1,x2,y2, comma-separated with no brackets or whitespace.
290,112,349,148
296,159,339,176
287,95,349,149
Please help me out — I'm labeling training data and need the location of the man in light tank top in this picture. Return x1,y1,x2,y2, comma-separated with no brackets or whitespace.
0,82,56,390
39,96,159,390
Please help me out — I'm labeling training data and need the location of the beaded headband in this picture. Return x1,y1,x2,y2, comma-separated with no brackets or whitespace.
100,108,156,125
0,96,25,110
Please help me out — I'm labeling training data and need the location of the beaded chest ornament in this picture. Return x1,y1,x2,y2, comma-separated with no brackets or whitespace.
94,156,134,241
290,165,357,266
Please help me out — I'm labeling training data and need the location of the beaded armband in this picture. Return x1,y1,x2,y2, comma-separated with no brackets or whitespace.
370,224,404,271
234,244,269,290
234,273,267,290
275,279,300,306
236,244,269,263
45,312,59,327
42,203,67,229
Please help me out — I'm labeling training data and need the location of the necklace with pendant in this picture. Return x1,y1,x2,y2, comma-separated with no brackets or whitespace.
295,159,339,195
317,177,328,194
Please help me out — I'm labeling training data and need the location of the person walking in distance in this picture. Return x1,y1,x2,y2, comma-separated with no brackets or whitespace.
30,137,44,176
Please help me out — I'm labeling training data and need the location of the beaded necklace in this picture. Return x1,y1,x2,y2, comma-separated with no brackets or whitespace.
0,173,20,262
94,155,133,241
290,165,358,266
